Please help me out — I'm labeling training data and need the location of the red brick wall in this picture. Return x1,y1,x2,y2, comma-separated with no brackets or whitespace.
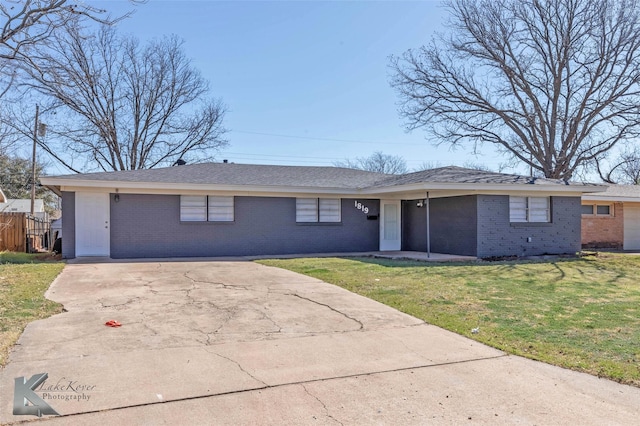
581,202,624,248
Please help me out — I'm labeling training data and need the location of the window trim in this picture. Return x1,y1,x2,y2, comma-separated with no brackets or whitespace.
509,196,550,223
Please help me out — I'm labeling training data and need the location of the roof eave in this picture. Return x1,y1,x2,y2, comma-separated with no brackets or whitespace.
40,178,367,196
582,195,640,202
360,182,607,195
40,177,608,198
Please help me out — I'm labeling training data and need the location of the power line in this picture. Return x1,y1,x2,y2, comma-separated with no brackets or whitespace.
223,151,344,161
232,129,426,146
223,156,336,165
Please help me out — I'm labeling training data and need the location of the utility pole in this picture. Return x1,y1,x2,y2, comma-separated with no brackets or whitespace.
30,106,46,215
30,105,39,215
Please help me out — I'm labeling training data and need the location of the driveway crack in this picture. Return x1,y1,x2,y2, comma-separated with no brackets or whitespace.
211,352,268,387
183,272,250,291
301,383,344,425
99,297,140,309
288,294,364,331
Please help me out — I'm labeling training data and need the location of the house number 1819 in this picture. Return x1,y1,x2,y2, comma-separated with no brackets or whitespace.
354,201,369,214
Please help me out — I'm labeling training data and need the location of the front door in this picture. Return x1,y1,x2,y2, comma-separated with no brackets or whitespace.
380,200,401,251
624,205,640,250
75,192,110,256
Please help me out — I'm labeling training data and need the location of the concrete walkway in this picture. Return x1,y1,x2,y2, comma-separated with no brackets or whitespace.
1,259,639,424
247,250,477,262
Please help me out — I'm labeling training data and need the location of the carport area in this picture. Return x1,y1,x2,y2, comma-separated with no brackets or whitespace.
1,259,639,424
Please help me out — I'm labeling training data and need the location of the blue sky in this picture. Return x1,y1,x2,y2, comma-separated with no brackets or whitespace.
82,0,505,172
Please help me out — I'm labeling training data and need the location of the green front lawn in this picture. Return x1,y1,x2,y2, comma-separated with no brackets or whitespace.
0,252,65,367
258,253,640,386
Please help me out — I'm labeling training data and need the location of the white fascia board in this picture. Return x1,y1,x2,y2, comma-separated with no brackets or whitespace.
51,180,364,198
41,177,607,199
360,182,605,196
582,195,640,202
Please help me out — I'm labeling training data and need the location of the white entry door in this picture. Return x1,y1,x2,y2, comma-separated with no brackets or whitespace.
624,205,640,250
75,192,110,256
380,200,401,251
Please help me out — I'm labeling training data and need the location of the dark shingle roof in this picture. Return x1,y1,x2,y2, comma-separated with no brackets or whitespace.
583,184,640,198
370,166,572,187
48,163,390,189
45,163,603,192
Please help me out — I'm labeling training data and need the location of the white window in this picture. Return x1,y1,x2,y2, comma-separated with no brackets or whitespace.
180,196,206,221
296,198,341,223
509,197,528,222
181,195,234,222
296,198,318,222
319,198,341,222
208,196,234,222
509,196,550,223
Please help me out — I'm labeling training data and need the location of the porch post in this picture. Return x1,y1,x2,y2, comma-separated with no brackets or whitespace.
426,192,431,258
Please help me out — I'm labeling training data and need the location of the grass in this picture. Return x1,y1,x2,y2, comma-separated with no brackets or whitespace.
258,253,640,387
0,252,65,367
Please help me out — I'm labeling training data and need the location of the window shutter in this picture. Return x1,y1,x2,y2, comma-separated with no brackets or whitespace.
180,196,206,221
319,199,341,222
296,198,318,222
208,196,234,221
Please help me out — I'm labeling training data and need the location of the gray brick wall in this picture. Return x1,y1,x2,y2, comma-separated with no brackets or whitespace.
63,190,581,259
402,200,427,252
110,195,380,258
61,191,75,259
429,196,478,256
476,195,581,258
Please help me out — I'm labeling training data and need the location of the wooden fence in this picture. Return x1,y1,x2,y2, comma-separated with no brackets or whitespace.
0,213,51,253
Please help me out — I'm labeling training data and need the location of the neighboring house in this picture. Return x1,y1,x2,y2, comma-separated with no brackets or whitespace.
40,164,605,260
582,185,640,250
0,198,47,220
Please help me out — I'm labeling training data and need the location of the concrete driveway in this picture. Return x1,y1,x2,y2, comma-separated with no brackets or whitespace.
1,259,639,425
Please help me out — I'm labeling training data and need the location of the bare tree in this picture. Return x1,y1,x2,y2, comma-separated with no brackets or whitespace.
0,0,141,59
0,106,20,153
335,151,408,174
461,161,493,172
413,161,443,172
597,146,640,184
0,1,140,97
20,25,227,172
391,0,640,180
